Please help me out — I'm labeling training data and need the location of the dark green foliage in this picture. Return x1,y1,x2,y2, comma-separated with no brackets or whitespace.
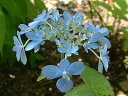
123,29,128,51
29,53,45,68
0,0,46,67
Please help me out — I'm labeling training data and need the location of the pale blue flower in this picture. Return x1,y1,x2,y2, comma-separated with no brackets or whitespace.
98,44,110,72
12,31,27,64
28,9,52,29
18,24,28,35
83,42,99,52
56,38,79,57
85,22,111,48
41,59,85,93
25,30,45,52
49,10,62,20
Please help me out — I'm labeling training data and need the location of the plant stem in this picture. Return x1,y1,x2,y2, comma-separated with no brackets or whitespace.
23,39,30,47
89,49,100,59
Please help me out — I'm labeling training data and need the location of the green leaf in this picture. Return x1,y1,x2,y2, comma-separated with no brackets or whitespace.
37,74,45,81
0,7,6,54
122,29,128,51
26,0,38,19
34,53,45,60
81,66,114,96
0,0,27,21
91,1,112,11
65,83,93,96
34,0,47,13
113,0,128,20
29,53,44,68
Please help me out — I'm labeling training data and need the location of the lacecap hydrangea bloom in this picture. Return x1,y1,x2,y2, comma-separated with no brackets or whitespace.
13,9,111,93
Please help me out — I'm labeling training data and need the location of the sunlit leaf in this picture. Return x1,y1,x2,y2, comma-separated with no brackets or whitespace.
81,66,114,96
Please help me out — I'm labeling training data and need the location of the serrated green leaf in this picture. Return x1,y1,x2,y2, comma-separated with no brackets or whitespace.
0,7,6,54
65,83,94,96
81,66,114,96
34,0,47,13
37,74,45,81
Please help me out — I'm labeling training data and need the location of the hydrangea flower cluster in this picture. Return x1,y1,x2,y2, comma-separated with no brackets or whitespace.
13,9,111,93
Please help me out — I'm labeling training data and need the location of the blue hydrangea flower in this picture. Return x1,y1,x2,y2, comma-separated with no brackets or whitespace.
83,41,99,52
56,38,79,57
12,31,27,64
25,30,45,52
18,24,29,35
98,44,110,72
59,11,83,27
28,9,52,29
59,11,72,25
49,10,62,21
41,59,85,93
84,22,111,48
72,11,83,25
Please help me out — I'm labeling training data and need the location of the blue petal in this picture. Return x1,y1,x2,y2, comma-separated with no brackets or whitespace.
71,46,79,53
28,21,40,29
101,57,109,72
25,32,39,40
85,22,95,33
67,61,85,75
13,36,20,46
56,77,73,93
98,60,103,73
56,39,60,45
17,31,23,45
65,41,71,50
73,11,83,23
60,38,65,44
63,11,72,20
99,28,109,36
59,59,70,71
90,32,102,42
99,37,111,48
21,49,27,64
91,43,99,49
50,10,62,20
58,47,67,53
25,41,40,51
96,25,100,31
34,44,40,53
41,65,62,79
16,47,22,61
65,53,72,57
19,24,28,31
34,10,46,21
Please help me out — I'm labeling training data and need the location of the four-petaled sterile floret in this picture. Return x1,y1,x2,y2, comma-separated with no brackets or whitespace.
41,59,85,93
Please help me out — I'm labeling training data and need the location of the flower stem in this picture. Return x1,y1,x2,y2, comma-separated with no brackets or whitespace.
23,39,30,47
45,22,52,30
61,53,64,59
89,49,100,59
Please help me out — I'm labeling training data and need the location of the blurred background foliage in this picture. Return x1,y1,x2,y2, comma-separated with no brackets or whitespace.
0,0,128,96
